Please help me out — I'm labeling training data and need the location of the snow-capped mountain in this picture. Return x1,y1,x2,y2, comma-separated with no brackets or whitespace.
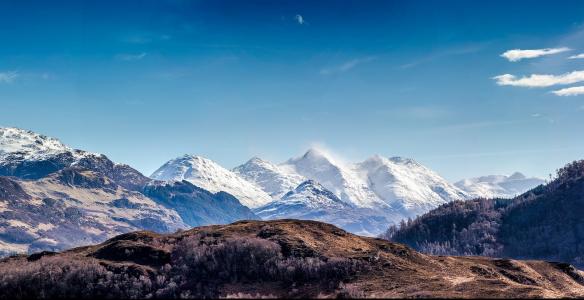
282,149,386,208
233,157,305,199
233,149,469,232
455,172,545,199
254,180,395,236
355,155,468,216
254,179,350,219
0,127,80,161
277,149,467,215
150,154,272,208
0,127,96,178
0,127,151,190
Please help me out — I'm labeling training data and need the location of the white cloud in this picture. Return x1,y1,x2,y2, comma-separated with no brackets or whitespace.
568,53,584,59
0,71,18,83
500,47,571,62
551,86,584,96
493,70,584,87
115,53,147,61
320,56,376,75
295,14,305,25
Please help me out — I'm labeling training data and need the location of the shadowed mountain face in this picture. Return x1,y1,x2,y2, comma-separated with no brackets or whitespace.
0,220,583,299
385,160,584,268
143,180,259,227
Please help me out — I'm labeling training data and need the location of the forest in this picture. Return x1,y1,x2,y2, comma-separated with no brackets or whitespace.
384,160,584,268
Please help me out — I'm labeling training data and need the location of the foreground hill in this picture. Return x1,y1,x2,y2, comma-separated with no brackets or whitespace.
1,220,583,298
385,160,584,268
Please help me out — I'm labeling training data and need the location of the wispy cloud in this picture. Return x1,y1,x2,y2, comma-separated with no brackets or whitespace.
123,33,170,44
295,14,305,25
493,70,584,87
501,47,571,62
320,56,376,75
115,52,147,61
552,86,584,96
530,112,555,123
0,71,18,83
399,42,487,69
568,53,584,59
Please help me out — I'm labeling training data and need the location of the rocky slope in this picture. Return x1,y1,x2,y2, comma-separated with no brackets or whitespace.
1,220,583,298
0,167,186,256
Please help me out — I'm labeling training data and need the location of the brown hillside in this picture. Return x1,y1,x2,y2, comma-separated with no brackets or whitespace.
1,219,583,298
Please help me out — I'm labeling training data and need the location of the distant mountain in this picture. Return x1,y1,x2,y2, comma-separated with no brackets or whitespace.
455,172,545,199
232,150,468,236
384,160,584,268
233,157,305,199
0,127,261,256
151,155,272,208
355,155,468,216
278,149,468,215
282,149,385,208
254,180,395,236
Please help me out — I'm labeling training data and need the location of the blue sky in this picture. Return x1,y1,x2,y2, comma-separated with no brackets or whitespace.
2,0,584,180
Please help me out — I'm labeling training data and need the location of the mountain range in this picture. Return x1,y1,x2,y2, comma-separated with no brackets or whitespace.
152,147,542,236
455,172,545,199
0,127,257,256
0,127,545,255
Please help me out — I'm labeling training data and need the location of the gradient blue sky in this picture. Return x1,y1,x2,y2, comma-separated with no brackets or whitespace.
2,0,584,181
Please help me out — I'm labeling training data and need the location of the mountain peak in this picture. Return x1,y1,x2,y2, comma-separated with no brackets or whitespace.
302,148,331,160
151,154,272,208
388,156,418,165
243,156,272,167
234,156,306,200
0,127,72,159
508,172,526,180
295,179,321,190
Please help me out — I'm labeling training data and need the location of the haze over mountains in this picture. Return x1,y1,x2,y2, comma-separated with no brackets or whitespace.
0,127,545,255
